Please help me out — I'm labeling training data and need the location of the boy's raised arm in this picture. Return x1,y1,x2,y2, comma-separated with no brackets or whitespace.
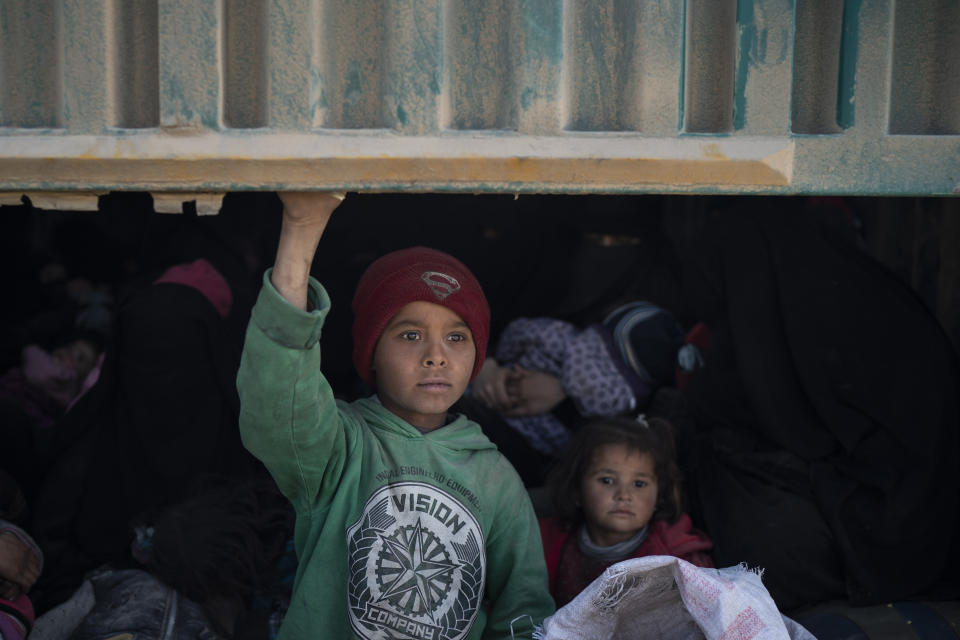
238,190,347,510
271,191,345,311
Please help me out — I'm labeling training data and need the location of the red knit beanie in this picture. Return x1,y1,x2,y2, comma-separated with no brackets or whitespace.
351,247,489,388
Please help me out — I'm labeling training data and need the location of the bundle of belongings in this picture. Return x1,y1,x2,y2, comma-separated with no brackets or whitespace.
28,568,223,640
537,555,814,639
491,301,685,456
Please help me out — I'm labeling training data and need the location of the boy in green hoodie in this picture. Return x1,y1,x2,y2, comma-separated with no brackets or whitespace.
237,192,555,639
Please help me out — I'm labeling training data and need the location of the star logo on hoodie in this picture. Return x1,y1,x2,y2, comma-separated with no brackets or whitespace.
376,518,459,617
347,481,486,640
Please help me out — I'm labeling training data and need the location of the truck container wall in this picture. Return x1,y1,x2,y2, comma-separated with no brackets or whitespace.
1,0,959,210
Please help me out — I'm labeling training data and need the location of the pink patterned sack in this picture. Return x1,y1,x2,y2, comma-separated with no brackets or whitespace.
537,555,814,640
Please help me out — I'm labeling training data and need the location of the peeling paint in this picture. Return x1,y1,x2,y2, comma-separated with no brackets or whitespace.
702,144,727,160
311,69,327,111
0,1,958,195
837,0,862,130
734,0,791,131
734,0,754,131
345,62,364,107
521,2,562,64
521,88,534,111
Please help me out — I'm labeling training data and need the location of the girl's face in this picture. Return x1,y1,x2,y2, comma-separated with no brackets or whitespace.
579,443,658,547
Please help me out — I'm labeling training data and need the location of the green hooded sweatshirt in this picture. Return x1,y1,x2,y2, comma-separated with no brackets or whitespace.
237,272,555,640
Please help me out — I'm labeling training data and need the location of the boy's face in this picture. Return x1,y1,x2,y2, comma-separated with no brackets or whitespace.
372,301,475,431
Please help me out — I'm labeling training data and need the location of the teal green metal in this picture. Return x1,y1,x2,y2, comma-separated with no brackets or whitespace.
0,0,958,200
837,0,862,130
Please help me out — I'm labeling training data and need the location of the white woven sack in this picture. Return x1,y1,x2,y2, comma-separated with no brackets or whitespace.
537,555,815,640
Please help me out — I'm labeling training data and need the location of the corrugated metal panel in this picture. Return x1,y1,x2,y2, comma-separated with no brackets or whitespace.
0,0,958,204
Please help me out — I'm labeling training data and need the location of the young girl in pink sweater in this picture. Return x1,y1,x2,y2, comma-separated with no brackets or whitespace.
539,416,714,607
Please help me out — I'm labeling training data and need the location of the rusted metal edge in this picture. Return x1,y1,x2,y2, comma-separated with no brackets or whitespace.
0,134,792,195
0,191,104,211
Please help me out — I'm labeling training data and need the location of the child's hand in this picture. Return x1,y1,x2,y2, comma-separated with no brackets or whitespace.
472,359,514,411
0,531,41,600
278,191,346,226
272,191,347,310
504,366,567,416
